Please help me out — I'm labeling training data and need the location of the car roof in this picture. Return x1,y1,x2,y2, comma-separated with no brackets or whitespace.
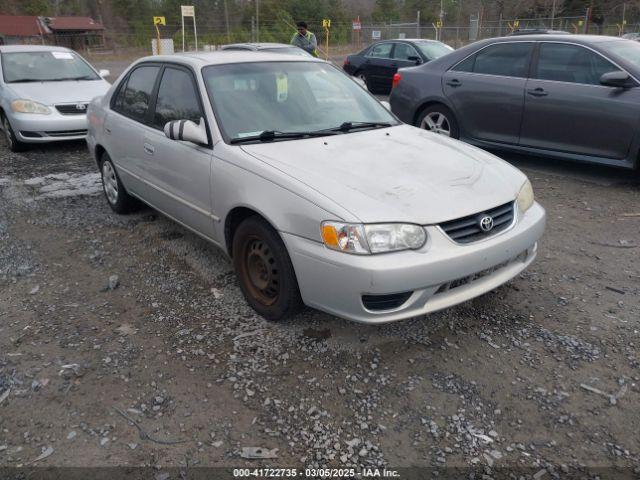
134,50,323,67
0,45,73,53
490,34,626,44
222,42,294,50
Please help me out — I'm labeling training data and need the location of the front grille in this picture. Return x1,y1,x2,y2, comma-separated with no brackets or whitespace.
44,129,87,137
440,202,515,244
362,291,413,311
55,103,88,115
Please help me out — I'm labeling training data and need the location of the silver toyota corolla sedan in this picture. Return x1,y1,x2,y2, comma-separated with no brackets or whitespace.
87,51,546,324
0,45,111,152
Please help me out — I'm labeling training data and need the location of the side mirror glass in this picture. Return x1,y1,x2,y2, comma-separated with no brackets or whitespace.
407,55,422,65
380,100,391,111
164,118,208,145
600,71,634,88
98,69,110,78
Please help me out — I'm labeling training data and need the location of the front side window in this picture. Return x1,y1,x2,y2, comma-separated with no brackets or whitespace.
1,51,99,83
367,43,393,59
202,61,397,143
453,42,533,78
536,43,621,85
393,43,420,60
152,67,202,128
113,65,159,122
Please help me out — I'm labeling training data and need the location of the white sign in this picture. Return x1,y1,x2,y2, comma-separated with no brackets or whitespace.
181,5,195,17
372,30,381,40
398,33,406,39
352,21,361,31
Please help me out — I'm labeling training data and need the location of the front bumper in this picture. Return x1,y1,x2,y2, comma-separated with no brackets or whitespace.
8,110,88,143
283,202,546,324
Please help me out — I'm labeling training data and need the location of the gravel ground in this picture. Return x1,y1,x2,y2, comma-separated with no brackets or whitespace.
0,135,639,479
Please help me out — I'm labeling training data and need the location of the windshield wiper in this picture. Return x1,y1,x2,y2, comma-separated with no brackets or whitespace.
318,121,393,133
230,130,338,144
7,78,44,83
50,75,95,81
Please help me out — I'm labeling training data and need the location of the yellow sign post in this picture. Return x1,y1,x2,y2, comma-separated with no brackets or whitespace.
153,16,166,55
322,19,331,60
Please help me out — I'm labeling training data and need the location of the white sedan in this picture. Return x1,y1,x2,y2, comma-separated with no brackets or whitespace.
87,50,545,323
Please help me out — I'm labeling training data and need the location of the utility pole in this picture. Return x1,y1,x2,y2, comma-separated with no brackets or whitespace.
223,0,231,43
622,2,627,35
251,16,255,42
256,0,260,42
439,0,445,41
550,0,556,29
416,10,421,38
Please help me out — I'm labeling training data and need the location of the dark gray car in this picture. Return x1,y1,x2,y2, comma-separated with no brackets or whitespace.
390,35,640,170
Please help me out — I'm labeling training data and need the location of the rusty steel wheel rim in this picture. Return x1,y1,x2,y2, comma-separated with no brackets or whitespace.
241,235,280,306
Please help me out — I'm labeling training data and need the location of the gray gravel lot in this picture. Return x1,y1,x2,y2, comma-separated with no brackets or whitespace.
0,129,639,478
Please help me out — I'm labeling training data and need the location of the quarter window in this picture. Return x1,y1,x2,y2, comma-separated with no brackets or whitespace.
536,43,621,85
367,43,393,59
453,43,533,78
113,65,159,122
152,67,203,128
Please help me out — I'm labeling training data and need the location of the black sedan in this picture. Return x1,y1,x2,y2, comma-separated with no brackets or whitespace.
343,39,453,94
390,34,640,170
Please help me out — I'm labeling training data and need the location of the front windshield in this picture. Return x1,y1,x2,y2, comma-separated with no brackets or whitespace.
202,61,398,142
1,51,100,83
601,40,640,69
415,41,454,59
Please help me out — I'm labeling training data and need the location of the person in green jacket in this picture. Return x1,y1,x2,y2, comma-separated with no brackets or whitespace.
291,21,318,57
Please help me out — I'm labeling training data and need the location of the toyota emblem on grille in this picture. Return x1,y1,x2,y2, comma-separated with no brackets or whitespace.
76,103,87,111
479,215,494,232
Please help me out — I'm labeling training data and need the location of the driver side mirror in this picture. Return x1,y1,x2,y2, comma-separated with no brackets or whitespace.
600,71,635,88
164,118,208,145
98,69,110,78
407,55,422,65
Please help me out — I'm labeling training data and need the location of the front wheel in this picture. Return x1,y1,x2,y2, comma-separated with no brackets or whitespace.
416,105,460,139
1,112,27,152
233,216,303,321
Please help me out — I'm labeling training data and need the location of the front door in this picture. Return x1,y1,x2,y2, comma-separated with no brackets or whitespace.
519,42,639,160
443,41,534,144
142,65,216,239
363,42,396,92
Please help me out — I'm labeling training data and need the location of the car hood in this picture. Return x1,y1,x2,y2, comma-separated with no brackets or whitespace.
6,80,111,105
241,125,527,224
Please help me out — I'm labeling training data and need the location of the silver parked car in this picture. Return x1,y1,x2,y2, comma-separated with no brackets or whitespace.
87,51,546,323
0,45,111,152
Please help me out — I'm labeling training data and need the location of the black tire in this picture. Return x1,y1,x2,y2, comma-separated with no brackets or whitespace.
1,112,27,152
232,216,303,321
416,104,460,139
99,152,138,214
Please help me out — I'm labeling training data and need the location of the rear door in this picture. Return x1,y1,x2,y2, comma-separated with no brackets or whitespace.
105,64,161,197
519,42,640,159
442,42,533,144
142,64,216,239
392,42,422,70
363,42,395,91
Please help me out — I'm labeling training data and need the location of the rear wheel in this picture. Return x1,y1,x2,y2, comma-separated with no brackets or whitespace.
1,112,27,152
100,152,138,214
416,104,460,139
233,216,302,321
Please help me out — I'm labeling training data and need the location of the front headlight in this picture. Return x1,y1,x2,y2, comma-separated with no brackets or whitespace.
11,99,51,115
516,179,534,213
321,221,426,254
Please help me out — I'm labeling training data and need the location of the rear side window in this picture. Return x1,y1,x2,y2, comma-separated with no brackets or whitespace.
453,43,533,78
113,65,159,122
367,43,393,59
152,67,203,128
536,43,620,85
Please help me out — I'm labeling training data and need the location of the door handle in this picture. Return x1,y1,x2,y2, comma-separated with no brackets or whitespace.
527,87,548,97
143,143,155,155
446,79,462,87
104,126,112,134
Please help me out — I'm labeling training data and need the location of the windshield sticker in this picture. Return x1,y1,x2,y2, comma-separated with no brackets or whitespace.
51,52,74,60
276,73,288,103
